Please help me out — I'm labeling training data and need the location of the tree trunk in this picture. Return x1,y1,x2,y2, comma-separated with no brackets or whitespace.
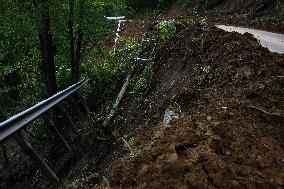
38,0,57,97
74,0,84,83
69,0,75,83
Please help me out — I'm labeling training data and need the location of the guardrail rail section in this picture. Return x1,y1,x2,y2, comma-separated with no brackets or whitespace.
0,78,90,182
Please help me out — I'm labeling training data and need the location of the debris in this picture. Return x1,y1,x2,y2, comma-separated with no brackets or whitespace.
102,176,111,189
119,137,134,156
248,106,284,118
103,74,132,127
163,108,180,128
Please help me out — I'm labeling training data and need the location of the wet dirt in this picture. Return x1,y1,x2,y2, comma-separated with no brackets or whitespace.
108,23,284,188
216,25,284,54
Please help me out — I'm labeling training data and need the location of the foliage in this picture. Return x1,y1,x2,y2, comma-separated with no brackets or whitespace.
87,37,140,105
115,37,140,64
60,179,84,189
198,16,209,26
276,0,284,18
0,0,40,121
154,20,177,43
130,64,152,103
188,7,200,16
85,34,152,108
115,37,153,104
127,137,141,156
0,3,128,185
0,0,127,122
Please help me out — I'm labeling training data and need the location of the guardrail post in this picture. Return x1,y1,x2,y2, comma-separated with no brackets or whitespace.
13,132,59,182
0,143,9,170
68,96,85,121
57,104,80,135
75,91,90,117
42,116,71,151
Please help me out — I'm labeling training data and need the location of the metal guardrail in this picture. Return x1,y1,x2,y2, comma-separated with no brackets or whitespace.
0,16,122,184
0,78,90,182
0,78,89,141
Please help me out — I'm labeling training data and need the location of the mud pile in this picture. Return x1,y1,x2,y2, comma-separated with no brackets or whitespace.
108,23,284,188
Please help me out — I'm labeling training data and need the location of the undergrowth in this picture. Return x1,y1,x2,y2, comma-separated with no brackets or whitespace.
154,20,177,43
130,64,152,104
85,36,153,108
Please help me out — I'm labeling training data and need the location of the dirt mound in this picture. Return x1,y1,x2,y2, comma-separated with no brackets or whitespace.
108,23,284,188
111,116,284,188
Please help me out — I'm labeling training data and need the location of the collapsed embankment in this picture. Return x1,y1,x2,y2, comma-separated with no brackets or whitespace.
107,22,284,188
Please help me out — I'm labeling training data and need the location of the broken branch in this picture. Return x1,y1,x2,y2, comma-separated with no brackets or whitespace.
247,106,284,118
120,137,134,156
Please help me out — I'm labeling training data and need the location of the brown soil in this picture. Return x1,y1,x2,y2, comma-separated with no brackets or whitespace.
108,22,284,188
122,20,152,40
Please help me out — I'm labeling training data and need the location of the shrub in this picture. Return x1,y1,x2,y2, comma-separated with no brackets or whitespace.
188,7,199,16
154,20,177,43
87,37,140,105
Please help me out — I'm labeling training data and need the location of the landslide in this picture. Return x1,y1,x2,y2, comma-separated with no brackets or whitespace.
108,22,284,188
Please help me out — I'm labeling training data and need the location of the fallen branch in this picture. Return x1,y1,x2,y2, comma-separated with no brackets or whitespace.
120,137,134,156
103,73,132,127
248,106,284,118
102,176,111,189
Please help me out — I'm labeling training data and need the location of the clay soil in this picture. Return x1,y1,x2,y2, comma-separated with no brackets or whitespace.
107,22,284,188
